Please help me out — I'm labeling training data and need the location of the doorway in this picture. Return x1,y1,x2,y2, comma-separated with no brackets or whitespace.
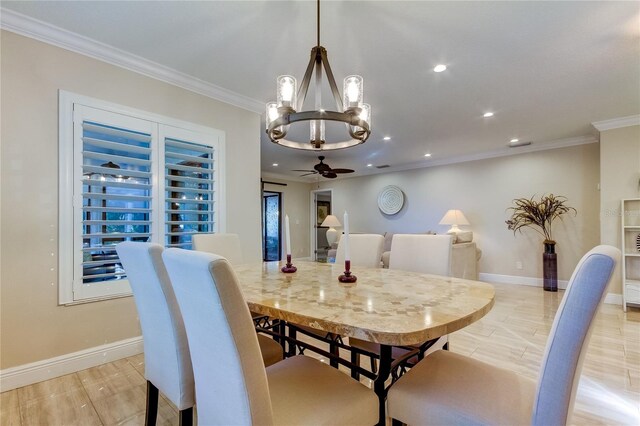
311,189,333,262
262,191,282,261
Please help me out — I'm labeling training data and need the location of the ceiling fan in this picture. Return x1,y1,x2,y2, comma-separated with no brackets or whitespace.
293,156,354,179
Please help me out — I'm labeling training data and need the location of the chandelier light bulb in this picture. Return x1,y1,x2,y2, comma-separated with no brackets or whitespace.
282,82,293,101
310,120,326,143
343,75,363,109
265,102,279,129
359,103,371,127
347,82,359,102
277,75,297,108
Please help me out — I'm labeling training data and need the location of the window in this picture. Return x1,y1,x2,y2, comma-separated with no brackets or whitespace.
59,92,225,303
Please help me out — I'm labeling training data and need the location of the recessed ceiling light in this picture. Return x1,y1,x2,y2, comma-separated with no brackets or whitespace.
510,138,519,144
272,163,278,166
433,64,447,73
383,136,391,141
424,153,432,157
366,163,373,167
483,112,494,118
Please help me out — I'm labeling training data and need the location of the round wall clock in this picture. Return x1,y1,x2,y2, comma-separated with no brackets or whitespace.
378,185,405,215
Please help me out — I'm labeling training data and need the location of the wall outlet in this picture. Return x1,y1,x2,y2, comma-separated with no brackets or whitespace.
516,261,523,270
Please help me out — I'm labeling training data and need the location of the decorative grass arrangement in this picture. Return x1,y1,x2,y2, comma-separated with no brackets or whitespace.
505,194,576,244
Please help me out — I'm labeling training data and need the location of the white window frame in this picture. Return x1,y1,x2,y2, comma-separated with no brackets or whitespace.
59,91,226,304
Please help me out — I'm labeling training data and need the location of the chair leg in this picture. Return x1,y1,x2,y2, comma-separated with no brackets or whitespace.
351,350,360,380
179,407,193,426
145,381,159,426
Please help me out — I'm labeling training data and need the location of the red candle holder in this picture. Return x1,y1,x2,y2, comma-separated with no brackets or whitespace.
281,254,297,273
338,260,357,283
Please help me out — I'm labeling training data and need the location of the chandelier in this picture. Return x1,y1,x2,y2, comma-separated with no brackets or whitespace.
265,0,371,150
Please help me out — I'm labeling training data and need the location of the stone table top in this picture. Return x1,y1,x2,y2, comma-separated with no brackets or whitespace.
234,261,495,346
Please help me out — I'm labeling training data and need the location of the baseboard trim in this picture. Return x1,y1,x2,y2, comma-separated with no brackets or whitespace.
479,273,622,305
479,272,569,290
604,293,623,306
0,336,143,392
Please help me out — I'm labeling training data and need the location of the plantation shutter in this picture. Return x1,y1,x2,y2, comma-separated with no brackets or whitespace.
73,106,155,300
163,128,216,249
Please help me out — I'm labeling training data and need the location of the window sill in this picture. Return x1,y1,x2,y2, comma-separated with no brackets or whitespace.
62,292,133,306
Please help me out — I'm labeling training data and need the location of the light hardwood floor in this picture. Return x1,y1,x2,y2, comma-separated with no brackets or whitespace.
1,283,639,425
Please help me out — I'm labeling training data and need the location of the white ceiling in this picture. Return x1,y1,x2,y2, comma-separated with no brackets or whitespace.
3,1,639,181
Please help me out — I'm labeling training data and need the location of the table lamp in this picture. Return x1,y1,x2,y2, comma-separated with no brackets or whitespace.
439,209,470,234
320,214,342,246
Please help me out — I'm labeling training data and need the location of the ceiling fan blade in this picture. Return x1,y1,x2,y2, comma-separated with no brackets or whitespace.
331,168,355,174
323,172,338,179
299,172,317,177
292,169,316,172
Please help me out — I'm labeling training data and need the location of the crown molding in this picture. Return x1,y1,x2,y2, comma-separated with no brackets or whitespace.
0,8,264,113
344,134,598,179
592,115,640,131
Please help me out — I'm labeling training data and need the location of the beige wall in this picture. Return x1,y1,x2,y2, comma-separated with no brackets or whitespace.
600,125,640,294
262,178,312,259
0,31,262,369
316,144,601,283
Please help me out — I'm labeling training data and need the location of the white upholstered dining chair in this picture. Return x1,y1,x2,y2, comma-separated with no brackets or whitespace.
116,242,283,425
387,245,620,426
349,234,454,378
192,233,243,264
192,232,276,327
162,248,378,425
388,234,453,276
335,233,385,268
295,233,385,368
116,242,195,425
388,233,453,354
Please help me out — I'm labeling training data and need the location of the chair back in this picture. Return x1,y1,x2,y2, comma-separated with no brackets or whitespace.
192,233,243,264
531,245,619,426
162,248,274,425
115,242,194,410
335,234,385,268
388,234,453,276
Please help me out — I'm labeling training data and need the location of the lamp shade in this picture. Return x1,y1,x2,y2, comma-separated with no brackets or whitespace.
439,210,470,226
320,215,342,228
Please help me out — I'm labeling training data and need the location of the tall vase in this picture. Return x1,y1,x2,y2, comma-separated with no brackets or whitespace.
543,242,558,292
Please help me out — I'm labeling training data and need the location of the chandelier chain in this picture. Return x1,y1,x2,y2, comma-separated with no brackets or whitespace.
317,0,320,48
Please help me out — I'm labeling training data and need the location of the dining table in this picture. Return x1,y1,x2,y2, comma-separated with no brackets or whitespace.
234,260,495,425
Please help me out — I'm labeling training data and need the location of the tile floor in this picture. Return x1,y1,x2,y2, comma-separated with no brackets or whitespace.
1,282,639,425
